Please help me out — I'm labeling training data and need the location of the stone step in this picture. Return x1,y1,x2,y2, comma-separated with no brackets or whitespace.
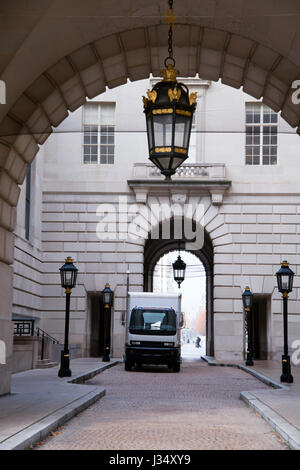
36,359,58,369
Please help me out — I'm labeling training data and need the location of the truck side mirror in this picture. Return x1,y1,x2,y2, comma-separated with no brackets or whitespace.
179,313,185,328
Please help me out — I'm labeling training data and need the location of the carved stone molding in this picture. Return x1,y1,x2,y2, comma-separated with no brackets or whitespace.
128,164,231,206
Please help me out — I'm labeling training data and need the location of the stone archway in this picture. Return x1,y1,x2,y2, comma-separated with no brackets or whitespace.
2,2,300,199
1,17,300,268
1,0,300,393
144,218,214,356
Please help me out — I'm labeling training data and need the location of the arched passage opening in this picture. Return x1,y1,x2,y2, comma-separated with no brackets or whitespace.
144,217,214,357
153,250,207,360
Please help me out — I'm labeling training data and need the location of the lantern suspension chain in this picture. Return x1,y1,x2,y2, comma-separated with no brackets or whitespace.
164,0,177,68
142,0,197,181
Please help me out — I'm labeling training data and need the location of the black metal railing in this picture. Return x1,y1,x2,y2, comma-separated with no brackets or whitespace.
13,320,60,361
36,328,60,361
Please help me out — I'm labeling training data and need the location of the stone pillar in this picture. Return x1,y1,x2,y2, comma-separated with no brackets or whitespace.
0,138,27,394
0,193,18,395
0,260,14,395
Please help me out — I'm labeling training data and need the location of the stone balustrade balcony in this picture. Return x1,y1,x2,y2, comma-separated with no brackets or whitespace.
128,163,231,205
132,163,227,180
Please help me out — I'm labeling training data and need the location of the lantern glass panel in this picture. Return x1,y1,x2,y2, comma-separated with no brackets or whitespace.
103,292,111,305
174,115,191,148
281,274,290,292
171,156,185,170
174,268,184,280
244,296,251,308
65,271,73,287
184,118,193,148
150,155,163,171
153,114,173,147
160,157,171,170
146,117,153,150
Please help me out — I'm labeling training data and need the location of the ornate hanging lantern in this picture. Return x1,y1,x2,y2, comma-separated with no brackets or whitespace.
143,0,197,180
173,254,186,288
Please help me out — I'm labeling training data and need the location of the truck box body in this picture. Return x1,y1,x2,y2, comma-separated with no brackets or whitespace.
124,292,182,372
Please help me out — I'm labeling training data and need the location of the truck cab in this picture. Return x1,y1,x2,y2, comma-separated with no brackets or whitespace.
124,292,182,372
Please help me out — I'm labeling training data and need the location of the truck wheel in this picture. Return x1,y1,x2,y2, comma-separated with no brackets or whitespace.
125,361,133,371
173,362,180,373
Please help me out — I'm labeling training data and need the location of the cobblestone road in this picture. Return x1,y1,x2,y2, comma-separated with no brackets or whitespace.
37,361,289,450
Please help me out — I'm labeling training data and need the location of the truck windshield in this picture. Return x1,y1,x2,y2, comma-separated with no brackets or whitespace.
129,308,176,335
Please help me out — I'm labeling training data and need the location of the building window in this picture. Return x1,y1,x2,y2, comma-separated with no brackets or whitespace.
245,103,278,165
25,164,31,240
83,102,115,164
83,124,98,164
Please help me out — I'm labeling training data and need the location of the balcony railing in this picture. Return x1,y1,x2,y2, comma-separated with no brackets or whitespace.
131,163,226,180
128,163,231,205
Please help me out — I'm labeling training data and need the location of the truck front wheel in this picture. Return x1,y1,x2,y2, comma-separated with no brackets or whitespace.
173,362,180,373
125,361,133,371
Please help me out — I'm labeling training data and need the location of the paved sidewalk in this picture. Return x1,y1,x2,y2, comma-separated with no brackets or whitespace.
0,358,121,450
203,357,300,450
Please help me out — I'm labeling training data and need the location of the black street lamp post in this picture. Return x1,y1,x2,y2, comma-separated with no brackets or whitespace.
102,283,113,362
242,287,254,366
58,257,78,378
276,260,294,383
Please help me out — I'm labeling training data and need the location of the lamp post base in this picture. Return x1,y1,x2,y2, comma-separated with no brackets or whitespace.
58,350,72,378
245,355,254,366
280,355,293,383
102,346,110,362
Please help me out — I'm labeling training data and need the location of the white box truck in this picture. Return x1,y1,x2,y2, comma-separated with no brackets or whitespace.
124,292,182,372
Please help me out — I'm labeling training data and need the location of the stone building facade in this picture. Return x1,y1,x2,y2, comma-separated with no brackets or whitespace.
12,76,300,363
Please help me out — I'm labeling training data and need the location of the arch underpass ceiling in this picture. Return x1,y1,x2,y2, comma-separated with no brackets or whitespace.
1,0,300,190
